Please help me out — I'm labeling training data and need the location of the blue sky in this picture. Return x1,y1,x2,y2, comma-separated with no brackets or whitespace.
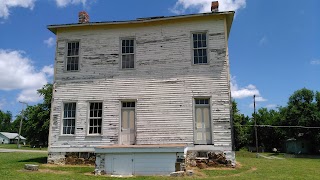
0,0,319,117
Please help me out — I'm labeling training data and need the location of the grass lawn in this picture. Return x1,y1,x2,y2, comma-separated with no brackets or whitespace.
0,151,320,180
0,144,47,151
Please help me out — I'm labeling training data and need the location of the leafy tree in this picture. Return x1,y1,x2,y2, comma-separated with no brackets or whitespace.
232,100,251,150
16,83,52,146
0,111,12,132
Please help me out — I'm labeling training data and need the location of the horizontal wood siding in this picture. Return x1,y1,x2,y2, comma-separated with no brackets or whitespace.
49,17,232,152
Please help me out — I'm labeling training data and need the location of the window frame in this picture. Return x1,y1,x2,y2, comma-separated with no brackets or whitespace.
191,31,209,65
65,41,81,72
87,102,103,136
120,37,136,70
61,102,77,136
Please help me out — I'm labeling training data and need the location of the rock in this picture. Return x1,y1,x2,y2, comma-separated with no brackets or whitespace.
170,171,184,177
190,160,197,167
186,170,194,176
197,162,207,169
24,164,39,171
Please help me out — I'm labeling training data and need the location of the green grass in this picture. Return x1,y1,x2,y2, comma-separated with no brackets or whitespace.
0,151,320,179
0,144,47,151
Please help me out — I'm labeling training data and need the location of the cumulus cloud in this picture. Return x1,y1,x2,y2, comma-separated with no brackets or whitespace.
0,49,53,103
266,104,277,109
44,37,55,47
171,0,246,14
310,59,320,65
55,0,87,7
0,0,35,19
231,76,265,101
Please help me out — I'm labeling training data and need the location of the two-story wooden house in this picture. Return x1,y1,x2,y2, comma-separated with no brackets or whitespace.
47,2,235,175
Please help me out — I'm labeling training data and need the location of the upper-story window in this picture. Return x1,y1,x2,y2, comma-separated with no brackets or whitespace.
192,33,208,64
66,41,80,71
121,39,135,69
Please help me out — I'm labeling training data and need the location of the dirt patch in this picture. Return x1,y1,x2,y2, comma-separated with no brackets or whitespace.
42,164,93,168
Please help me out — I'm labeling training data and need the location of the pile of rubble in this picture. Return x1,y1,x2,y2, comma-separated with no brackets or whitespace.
65,153,95,165
187,151,232,169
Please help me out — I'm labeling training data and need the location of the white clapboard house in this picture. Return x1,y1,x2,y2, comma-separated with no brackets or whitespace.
47,1,235,175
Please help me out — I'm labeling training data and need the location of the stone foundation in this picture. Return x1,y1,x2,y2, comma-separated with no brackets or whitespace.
48,152,95,165
186,150,234,169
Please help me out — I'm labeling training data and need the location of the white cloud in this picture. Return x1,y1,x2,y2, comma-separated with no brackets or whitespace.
44,37,55,47
55,0,87,7
310,59,320,65
259,36,267,46
231,76,265,102
266,104,277,109
171,0,246,14
0,49,53,103
0,0,35,19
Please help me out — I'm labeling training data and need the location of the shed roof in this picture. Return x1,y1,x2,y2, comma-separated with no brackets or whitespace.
47,11,235,38
0,132,26,140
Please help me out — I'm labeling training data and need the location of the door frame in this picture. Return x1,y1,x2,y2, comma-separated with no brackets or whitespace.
193,97,213,145
119,100,137,145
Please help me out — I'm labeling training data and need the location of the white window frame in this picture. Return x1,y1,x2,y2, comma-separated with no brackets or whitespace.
61,102,77,135
192,32,208,65
88,102,103,135
120,38,135,69
65,41,80,71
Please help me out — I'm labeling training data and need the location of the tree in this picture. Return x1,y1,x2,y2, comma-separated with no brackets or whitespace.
19,83,52,146
0,111,12,132
232,100,251,150
284,88,320,153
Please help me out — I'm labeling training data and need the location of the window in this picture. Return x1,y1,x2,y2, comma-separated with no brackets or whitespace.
89,102,103,134
63,103,76,134
66,42,80,71
192,33,208,64
121,39,135,69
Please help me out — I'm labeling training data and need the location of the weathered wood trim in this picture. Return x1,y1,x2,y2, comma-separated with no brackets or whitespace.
190,30,209,66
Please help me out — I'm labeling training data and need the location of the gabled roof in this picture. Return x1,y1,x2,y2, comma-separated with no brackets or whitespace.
0,132,26,140
47,11,235,38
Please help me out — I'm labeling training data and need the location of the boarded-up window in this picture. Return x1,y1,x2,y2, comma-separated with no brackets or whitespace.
63,103,76,134
89,102,102,134
66,42,79,71
192,33,208,64
121,39,135,69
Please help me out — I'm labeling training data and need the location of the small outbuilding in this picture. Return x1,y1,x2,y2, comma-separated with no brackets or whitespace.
285,138,311,154
95,144,185,176
0,132,26,144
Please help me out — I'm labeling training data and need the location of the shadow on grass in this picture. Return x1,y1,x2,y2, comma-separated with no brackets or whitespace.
18,157,47,164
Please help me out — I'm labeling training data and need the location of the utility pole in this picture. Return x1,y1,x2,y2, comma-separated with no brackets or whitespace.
18,101,28,149
253,95,259,158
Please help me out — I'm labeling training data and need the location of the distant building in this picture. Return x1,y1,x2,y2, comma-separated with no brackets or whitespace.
0,132,26,144
286,138,311,154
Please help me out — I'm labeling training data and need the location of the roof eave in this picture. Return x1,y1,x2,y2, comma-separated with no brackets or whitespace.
47,11,235,35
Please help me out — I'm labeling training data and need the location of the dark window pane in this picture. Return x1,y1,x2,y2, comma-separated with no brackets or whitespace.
193,34,197,40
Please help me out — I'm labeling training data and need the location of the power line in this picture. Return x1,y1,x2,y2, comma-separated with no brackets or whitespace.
234,124,320,129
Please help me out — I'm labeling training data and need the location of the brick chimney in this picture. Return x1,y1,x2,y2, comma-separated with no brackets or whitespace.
79,11,89,23
211,1,219,12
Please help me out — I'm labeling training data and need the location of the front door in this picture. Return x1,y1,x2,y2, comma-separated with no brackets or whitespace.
194,99,212,144
120,101,136,145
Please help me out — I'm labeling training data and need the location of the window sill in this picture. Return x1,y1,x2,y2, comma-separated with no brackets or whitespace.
86,134,103,137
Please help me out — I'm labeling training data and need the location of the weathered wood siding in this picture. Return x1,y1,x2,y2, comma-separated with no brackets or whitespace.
49,17,232,152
